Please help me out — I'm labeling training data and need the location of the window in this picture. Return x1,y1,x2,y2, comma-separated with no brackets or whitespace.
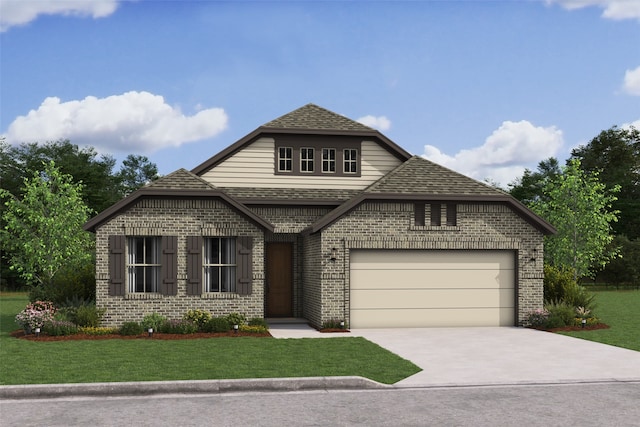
204,237,236,293
344,149,358,173
300,147,314,173
414,202,426,226
278,147,293,172
430,203,442,226
322,148,336,173
446,203,457,226
127,236,161,293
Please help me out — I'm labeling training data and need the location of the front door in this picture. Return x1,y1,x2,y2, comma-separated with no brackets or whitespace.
266,242,293,317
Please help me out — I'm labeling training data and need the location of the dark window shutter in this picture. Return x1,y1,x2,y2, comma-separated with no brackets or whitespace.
237,236,253,295
446,203,457,226
161,236,178,295
186,236,203,295
414,202,425,226
430,203,442,226
108,235,125,296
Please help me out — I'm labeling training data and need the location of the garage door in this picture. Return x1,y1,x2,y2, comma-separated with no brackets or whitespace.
350,250,515,328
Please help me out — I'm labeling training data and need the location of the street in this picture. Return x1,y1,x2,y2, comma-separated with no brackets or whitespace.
2,382,639,426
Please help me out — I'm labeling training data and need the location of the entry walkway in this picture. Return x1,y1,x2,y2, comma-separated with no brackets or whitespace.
269,323,640,387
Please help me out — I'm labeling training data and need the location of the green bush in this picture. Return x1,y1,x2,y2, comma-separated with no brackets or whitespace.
544,264,596,311
141,312,167,331
239,324,269,334
42,320,78,336
119,322,143,336
203,317,230,333
248,318,269,329
28,259,96,305
183,309,212,331
225,312,246,326
321,318,348,329
544,301,576,328
73,304,106,327
160,319,198,334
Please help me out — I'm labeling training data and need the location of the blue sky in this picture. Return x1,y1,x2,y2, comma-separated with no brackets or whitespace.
1,0,639,187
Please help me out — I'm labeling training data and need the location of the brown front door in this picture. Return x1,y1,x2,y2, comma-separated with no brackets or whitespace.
266,242,293,317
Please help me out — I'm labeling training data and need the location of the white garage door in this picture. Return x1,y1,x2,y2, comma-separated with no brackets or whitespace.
350,250,515,328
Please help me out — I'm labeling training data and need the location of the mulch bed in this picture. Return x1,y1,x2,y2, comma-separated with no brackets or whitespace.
318,328,350,333
10,330,272,341
531,323,610,333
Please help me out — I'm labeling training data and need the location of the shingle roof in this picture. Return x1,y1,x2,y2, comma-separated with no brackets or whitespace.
263,103,373,132
220,187,360,203
365,156,508,196
146,168,218,191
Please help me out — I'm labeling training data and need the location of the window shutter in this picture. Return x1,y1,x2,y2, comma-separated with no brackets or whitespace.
414,202,425,227
446,203,457,226
108,235,125,296
430,203,442,227
161,236,178,295
186,236,203,295
236,236,253,295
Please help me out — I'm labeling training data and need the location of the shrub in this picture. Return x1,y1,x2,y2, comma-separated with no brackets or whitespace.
526,308,550,328
43,320,78,336
321,318,348,329
239,325,269,334
544,264,596,311
28,259,96,305
225,312,246,326
248,318,269,329
141,312,167,331
203,317,230,333
160,319,198,334
15,301,57,332
120,322,144,336
544,301,576,328
183,309,212,331
79,326,118,335
73,304,106,327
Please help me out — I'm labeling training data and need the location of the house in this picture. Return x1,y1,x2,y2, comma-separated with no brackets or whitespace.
84,104,555,328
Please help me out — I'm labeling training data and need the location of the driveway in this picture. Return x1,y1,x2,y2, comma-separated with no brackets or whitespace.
270,325,640,387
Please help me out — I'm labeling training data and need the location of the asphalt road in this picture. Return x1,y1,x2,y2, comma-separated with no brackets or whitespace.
2,382,639,427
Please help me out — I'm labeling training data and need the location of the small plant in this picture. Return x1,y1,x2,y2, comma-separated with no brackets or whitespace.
239,324,269,334
248,318,269,329
161,319,199,334
141,312,167,331
321,318,348,329
79,326,118,335
544,301,576,328
203,317,230,333
42,320,78,336
120,322,144,336
575,306,591,318
15,301,57,333
183,309,212,331
225,312,246,327
526,308,550,328
74,304,106,327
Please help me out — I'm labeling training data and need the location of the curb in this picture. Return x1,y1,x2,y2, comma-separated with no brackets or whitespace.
0,376,391,400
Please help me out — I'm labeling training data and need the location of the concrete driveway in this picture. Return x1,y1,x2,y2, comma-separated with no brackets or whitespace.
270,325,640,387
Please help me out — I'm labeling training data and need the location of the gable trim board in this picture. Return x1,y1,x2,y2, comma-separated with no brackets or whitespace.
85,103,551,329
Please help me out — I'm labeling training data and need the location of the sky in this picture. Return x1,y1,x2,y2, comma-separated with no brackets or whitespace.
1,0,639,188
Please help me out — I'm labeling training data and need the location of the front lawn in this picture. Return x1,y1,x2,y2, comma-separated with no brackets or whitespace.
0,293,420,385
558,290,640,352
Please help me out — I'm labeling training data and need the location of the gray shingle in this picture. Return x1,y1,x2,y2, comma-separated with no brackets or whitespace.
263,104,373,131
146,168,218,191
220,187,359,202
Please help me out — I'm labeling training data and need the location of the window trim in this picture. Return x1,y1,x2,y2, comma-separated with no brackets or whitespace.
343,148,358,174
322,148,336,173
300,147,315,173
203,237,237,294
277,146,293,173
127,236,161,294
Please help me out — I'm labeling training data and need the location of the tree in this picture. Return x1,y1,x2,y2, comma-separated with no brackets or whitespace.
1,161,94,288
508,157,561,205
531,159,620,279
571,126,640,239
116,154,159,196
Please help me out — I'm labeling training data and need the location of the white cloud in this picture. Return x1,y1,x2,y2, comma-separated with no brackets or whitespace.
3,91,228,154
357,115,391,131
546,0,640,20
623,66,640,96
423,120,564,187
0,0,119,32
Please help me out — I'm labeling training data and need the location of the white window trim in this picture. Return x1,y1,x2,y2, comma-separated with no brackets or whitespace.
322,148,336,173
204,237,237,293
278,147,293,172
127,236,161,294
300,147,314,173
343,148,358,174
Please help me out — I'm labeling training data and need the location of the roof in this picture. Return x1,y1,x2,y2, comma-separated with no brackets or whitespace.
83,169,274,233
219,187,360,204
263,103,374,132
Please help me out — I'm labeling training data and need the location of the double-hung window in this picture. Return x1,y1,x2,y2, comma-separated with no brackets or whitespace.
278,147,293,172
344,149,358,173
322,148,336,173
127,236,161,293
204,237,237,293
300,147,314,173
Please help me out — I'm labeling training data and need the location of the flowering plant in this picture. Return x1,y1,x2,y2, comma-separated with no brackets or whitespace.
526,308,550,327
15,301,56,332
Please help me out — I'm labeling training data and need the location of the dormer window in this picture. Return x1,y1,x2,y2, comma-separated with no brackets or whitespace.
344,149,357,173
278,147,293,172
274,136,361,177
300,148,314,173
322,148,336,173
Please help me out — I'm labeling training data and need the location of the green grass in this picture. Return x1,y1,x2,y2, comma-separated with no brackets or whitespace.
558,290,640,352
0,293,420,385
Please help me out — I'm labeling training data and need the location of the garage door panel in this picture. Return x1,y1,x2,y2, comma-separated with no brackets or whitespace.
351,288,515,310
351,269,514,290
350,250,514,270
350,308,515,328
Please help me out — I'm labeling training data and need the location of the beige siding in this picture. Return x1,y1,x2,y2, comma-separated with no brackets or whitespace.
349,250,516,328
200,138,402,190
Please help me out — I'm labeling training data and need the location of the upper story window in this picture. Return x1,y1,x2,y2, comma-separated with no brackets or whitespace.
278,147,293,172
322,148,336,173
344,149,358,173
204,237,237,293
300,148,314,173
127,236,161,294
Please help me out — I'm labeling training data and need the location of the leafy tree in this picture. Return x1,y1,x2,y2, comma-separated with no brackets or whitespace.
1,161,94,288
597,236,640,287
571,126,640,239
116,154,159,196
531,159,620,279
508,157,561,205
